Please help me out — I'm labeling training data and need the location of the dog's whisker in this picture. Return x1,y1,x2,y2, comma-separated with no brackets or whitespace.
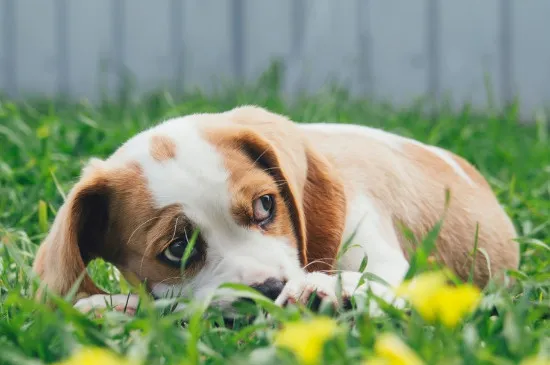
126,215,172,247
317,269,346,275
156,275,183,286
240,147,271,178
302,258,335,271
170,217,179,242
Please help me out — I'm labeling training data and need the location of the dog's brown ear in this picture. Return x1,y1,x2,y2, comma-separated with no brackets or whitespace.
33,164,113,300
300,147,347,272
223,106,347,271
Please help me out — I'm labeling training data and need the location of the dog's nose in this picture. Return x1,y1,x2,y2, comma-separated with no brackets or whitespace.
250,277,285,301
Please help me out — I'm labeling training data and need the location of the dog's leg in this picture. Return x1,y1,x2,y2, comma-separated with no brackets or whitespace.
74,293,140,316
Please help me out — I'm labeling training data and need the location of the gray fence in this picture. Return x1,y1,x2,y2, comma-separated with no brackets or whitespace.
1,0,550,117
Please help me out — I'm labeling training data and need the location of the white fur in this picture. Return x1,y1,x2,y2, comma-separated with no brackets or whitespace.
338,194,410,288
300,123,474,185
74,294,140,313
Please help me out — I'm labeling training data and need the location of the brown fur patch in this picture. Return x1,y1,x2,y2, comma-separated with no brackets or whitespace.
150,135,176,162
402,143,518,285
32,161,204,300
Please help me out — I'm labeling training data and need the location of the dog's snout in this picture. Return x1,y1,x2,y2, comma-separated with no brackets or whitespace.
250,277,285,300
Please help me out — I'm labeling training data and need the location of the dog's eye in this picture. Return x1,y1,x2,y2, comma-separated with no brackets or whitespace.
162,239,198,267
253,194,274,225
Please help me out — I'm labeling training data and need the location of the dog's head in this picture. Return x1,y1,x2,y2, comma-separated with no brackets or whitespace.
33,106,346,307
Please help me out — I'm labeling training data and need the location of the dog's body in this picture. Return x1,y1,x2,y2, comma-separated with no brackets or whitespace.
33,106,519,314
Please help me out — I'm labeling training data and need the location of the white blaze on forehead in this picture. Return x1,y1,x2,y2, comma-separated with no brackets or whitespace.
110,116,231,225
300,123,474,186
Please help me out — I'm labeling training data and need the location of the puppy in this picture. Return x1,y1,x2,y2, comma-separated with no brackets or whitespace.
32,106,519,315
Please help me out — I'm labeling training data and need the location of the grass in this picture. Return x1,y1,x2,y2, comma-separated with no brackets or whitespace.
0,68,549,364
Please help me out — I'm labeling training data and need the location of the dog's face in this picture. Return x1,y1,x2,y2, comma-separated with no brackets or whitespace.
33,106,347,307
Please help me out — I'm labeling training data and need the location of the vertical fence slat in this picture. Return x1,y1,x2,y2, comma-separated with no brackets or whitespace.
111,0,126,96
67,0,110,102
17,1,56,96
285,0,306,96
426,0,440,105
439,0,500,111
356,0,373,96
245,0,290,84
500,0,513,106
2,0,17,97
55,0,70,96
368,1,426,105
231,0,245,81
182,1,231,92
126,1,172,98
512,0,550,118
170,0,184,94
290,0,305,63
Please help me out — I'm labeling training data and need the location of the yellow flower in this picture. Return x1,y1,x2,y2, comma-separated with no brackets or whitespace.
275,317,338,365
434,285,481,327
54,347,139,365
364,333,424,365
520,356,550,365
395,271,447,323
395,271,481,328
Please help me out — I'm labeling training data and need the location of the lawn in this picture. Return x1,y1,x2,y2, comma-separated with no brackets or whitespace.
1,71,549,364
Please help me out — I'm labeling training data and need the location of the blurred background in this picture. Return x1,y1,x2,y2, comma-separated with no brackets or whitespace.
0,0,549,119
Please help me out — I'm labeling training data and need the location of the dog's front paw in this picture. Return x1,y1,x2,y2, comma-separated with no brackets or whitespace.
74,294,139,317
274,271,406,316
274,272,354,311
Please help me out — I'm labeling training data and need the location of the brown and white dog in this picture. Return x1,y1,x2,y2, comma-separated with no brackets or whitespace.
32,106,519,315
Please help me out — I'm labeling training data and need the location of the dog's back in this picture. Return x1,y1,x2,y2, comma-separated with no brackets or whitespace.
299,122,519,286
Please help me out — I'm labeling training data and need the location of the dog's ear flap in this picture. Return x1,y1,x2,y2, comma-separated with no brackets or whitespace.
33,164,112,300
223,106,347,271
300,148,347,272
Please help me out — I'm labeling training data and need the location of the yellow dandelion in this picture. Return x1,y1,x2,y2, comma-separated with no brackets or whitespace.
369,333,424,365
433,285,481,327
395,271,481,328
54,347,139,365
395,271,447,322
275,316,338,365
